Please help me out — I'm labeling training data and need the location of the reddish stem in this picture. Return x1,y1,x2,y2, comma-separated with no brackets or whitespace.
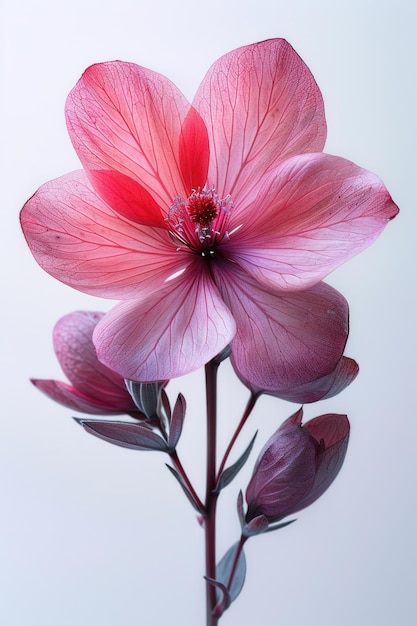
169,450,205,513
216,392,260,484
226,534,247,592
204,359,220,626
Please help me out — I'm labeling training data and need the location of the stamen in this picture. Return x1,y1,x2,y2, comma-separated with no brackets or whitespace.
167,187,233,255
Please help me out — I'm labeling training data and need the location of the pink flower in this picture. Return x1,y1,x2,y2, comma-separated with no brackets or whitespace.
245,408,350,524
21,39,398,387
31,310,142,416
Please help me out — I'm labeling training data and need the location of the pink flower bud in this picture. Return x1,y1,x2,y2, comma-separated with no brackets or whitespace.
31,311,145,417
246,408,349,523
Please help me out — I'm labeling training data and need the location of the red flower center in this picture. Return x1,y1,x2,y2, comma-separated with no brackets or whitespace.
167,188,233,257
187,192,219,226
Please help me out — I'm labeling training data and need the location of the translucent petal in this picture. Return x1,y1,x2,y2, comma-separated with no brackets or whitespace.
20,171,188,299
193,39,326,202
213,263,349,393
93,264,236,381
66,61,209,208
229,153,399,291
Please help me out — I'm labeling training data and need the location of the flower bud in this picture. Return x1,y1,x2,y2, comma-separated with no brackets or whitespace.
234,356,359,404
245,408,349,523
31,311,145,417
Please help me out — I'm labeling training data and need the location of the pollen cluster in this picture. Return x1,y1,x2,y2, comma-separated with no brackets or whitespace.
187,191,219,226
167,188,232,255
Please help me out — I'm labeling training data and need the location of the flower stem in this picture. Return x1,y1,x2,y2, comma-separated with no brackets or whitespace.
204,359,220,626
216,392,260,483
226,534,247,592
169,450,205,513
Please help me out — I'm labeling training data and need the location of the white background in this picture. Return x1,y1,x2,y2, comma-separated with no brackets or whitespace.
1,1,416,624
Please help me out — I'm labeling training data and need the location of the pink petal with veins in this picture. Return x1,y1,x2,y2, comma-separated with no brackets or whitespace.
235,356,359,404
88,170,167,228
178,107,210,192
213,263,348,393
229,153,399,291
93,265,236,381
66,61,209,208
31,379,134,415
20,171,189,299
193,39,326,202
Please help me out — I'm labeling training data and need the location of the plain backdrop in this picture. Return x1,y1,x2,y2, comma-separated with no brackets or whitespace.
1,1,416,624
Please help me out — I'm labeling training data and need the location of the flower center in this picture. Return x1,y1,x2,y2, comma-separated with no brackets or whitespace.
167,188,232,256
187,192,219,226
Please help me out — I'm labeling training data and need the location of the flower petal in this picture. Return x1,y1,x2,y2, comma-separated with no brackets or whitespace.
193,39,326,201
315,357,359,401
66,61,209,208
213,263,349,394
31,379,134,415
230,153,399,291
281,356,359,403
20,171,189,299
87,170,167,228
179,107,210,192
235,356,359,404
93,265,236,381
295,414,350,512
305,412,350,448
